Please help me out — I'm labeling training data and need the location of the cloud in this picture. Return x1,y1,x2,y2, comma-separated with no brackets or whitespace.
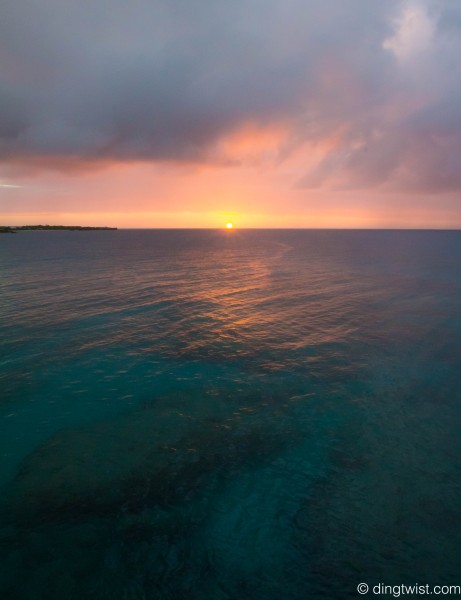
299,0,461,193
1,0,460,193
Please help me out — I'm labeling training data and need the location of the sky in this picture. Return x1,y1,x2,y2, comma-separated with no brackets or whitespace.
1,0,461,228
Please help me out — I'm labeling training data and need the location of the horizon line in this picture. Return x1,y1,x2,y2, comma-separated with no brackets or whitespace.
3,225,461,232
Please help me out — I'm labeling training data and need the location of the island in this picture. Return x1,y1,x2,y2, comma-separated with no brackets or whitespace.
1,225,117,233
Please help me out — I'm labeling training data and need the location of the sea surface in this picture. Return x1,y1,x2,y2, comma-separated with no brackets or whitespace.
1,229,461,599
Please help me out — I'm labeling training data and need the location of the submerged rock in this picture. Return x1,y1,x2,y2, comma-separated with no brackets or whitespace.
2,398,292,524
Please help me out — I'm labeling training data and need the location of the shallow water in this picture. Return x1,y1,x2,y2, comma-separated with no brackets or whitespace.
1,229,461,598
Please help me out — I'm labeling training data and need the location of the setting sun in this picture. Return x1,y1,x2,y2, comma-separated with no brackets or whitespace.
226,222,233,229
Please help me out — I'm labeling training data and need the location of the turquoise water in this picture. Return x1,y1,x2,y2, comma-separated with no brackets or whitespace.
1,229,461,598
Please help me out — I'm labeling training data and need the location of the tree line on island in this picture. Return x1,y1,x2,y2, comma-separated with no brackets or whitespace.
0,225,117,233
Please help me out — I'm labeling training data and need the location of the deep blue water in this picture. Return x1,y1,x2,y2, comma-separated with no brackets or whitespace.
1,229,461,599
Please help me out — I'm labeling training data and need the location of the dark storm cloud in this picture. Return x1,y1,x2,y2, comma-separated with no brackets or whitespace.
0,0,460,192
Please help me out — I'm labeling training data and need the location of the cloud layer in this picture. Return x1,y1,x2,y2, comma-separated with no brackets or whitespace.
1,0,461,192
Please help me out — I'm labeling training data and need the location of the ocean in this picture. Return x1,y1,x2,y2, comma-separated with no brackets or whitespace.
1,229,461,599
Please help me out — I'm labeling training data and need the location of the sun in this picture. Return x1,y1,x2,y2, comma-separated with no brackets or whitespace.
226,222,233,229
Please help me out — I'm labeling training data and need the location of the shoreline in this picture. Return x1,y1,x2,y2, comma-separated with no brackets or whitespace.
0,225,117,233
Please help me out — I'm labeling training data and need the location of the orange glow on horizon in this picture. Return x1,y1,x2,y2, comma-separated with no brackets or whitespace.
3,157,460,230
